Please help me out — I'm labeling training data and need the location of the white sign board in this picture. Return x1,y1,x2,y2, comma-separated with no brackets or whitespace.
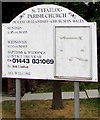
54,23,97,81
2,4,98,82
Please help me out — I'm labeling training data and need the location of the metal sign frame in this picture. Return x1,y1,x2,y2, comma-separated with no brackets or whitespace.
54,23,98,82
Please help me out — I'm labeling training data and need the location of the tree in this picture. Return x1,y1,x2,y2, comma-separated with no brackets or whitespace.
52,81,64,109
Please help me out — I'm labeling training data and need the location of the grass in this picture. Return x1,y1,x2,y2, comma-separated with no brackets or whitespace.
80,98,99,118
2,98,99,119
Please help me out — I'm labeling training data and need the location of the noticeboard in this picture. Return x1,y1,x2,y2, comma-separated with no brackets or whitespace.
2,4,98,82
54,23,98,82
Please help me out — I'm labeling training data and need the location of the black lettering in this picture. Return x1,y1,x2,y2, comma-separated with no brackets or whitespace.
32,59,54,64
37,8,62,13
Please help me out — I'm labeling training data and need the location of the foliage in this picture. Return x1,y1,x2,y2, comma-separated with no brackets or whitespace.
2,2,100,28
34,81,98,93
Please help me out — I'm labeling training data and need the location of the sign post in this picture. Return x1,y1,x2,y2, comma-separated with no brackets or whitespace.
2,4,98,119
74,82,80,119
16,79,21,119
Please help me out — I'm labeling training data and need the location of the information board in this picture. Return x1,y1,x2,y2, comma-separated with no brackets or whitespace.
54,23,97,81
2,4,98,82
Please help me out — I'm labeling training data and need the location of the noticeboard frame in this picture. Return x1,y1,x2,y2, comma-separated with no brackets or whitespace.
54,22,98,82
